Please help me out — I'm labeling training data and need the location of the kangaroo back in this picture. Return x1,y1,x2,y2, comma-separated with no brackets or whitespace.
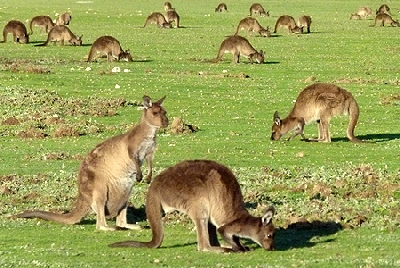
215,35,264,64
249,3,269,16
42,25,82,46
144,12,171,28
30,16,55,34
215,3,228,12
274,15,302,33
2,20,29,43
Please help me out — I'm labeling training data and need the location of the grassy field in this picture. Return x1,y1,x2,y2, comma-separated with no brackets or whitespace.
1,0,400,267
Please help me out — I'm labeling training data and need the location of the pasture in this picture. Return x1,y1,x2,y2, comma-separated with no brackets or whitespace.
0,0,399,267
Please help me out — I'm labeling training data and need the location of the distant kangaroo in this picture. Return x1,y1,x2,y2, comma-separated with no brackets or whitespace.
164,10,180,28
16,96,169,230
271,83,361,143
234,17,271,37
215,3,228,12
298,15,312,33
274,15,303,33
350,7,373,19
373,13,399,27
87,36,133,62
40,25,82,46
1,20,29,43
164,1,173,11
29,15,55,34
376,4,391,15
249,3,269,16
56,12,72,25
214,35,264,64
109,160,276,252
143,12,171,28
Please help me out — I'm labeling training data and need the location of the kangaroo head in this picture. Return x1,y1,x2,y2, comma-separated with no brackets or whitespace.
17,33,29,44
271,111,283,140
70,34,82,46
120,49,133,62
142,95,169,128
252,207,276,250
249,50,265,64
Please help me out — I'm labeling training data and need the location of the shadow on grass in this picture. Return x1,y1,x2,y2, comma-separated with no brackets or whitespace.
330,133,400,143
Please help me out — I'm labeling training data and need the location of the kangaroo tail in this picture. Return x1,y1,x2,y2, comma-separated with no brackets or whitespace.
347,98,361,142
109,183,164,248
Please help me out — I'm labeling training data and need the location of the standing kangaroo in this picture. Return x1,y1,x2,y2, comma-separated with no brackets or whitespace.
350,7,373,19
274,15,303,33
298,15,312,33
29,15,55,34
56,12,72,25
271,83,361,143
143,12,171,28
16,96,169,230
87,36,133,62
214,35,264,64
215,3,228,12
40,25,82,46
234,17,271,37
2,20,29,43
376,4,391,15
249,3,269,16
164,10,180,28
109,160,276,252
373,13,399,27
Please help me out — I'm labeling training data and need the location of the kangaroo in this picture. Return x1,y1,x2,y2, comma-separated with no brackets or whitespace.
351,7,373,19
373,13,399,27
274,15,303,33
56,12,72,25
350,14,361,20
164,1,173,11
87,36,133,62
234,17,271,37
298,15,312,33
29,15,55,34
2,20,29,43
215,3,228,12
16,96,169,230
109,160,276,252
164,10,180,28
41,25,82,46
143,12,172,28
271,83,361,143
376,4,391,15
214,35,264,64
249,3,269,16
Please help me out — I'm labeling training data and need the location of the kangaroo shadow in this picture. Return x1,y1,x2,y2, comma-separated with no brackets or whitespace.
330,133,400,143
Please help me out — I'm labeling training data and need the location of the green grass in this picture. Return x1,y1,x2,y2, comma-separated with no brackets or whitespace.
1,0,400,267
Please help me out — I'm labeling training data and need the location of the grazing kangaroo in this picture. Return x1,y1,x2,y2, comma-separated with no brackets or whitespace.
87,36,133,62
109,160,276,252
214,35,264,64
56,12,72,25
41,25,82,46
164,10,180,28
2,20,29,43
249,3,269,16
16,96,169,230
234,17,271,37
373,13,399,27
143,12,171,28
29,15,55,34
215,3,228,12
298,15,312,33
376,4,391,15
271,83,361,143
164,1,173,11
274,15,303,33
351,7,373,19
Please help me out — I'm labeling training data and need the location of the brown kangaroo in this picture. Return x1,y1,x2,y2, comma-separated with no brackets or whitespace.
249,3,269,16
214,35,264,64
108,159,276,252
56,12,72,25
234,17,271,37
2,20,29,43
29,15,55,34
351,7,373,19
376,4,391,15
215,3,228,12
373,13,399,27
298,15,312,33
143,12,171,28
16,96,169,230
40,25,82,46
87,36,133,62
164,10,180,28
274,15,303,33
164,1,173,11
271,83,361,143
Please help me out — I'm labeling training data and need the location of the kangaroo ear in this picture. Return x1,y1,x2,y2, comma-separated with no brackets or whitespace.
273,111,281,125
125,49,130,54
143,95,153,109
155,95,166,106
262,206,275,225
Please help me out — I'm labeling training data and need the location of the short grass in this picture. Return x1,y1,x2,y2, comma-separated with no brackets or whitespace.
0,0,400,267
